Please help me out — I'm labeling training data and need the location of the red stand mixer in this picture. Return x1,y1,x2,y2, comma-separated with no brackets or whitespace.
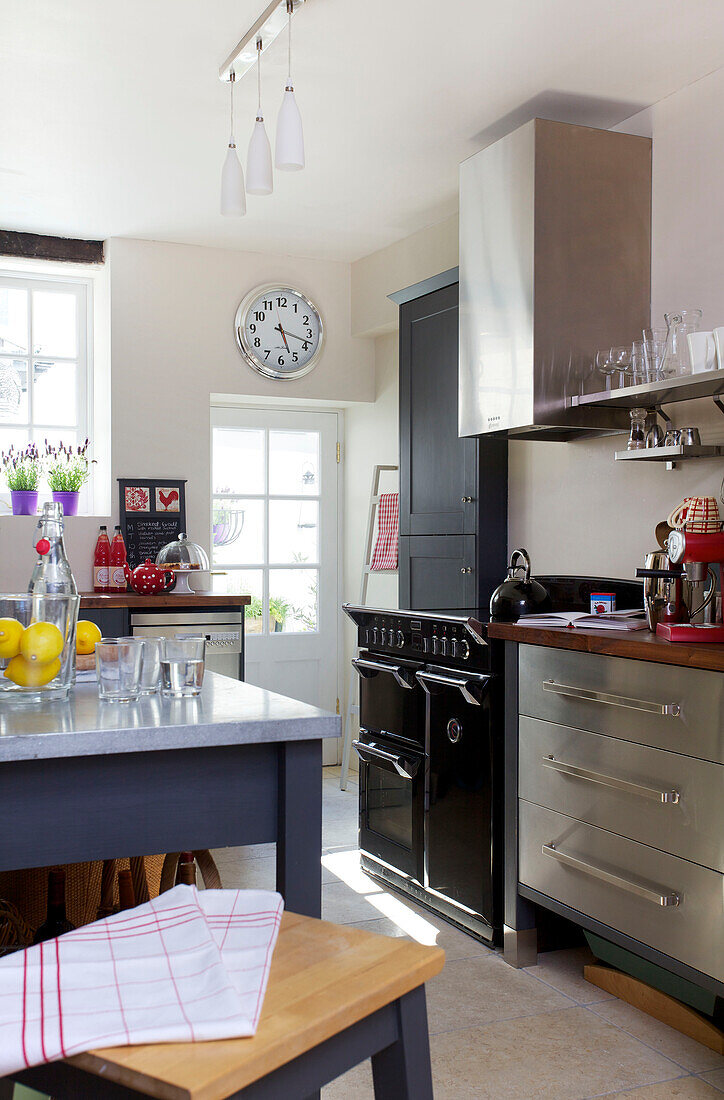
655,530,724,643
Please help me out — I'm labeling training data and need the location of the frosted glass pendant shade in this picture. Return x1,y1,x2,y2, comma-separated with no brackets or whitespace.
220,143,246,216
275,88,305,170
246,119,273,195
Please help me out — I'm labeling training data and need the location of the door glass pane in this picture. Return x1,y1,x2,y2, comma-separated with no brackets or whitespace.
367,768,413,849
212,498,264,565
269,499,319,564
213,428,265,495
0,286,28,354
33,361,77,426
269,430,320,495
32,291,77,358
212,569,263,631
0,358,28,422
268,568,318,633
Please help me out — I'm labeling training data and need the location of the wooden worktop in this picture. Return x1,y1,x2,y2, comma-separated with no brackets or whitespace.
80,592,251,610
487,621,724,673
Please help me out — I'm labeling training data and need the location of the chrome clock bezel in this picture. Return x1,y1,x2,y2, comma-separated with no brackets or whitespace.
234,283,325,381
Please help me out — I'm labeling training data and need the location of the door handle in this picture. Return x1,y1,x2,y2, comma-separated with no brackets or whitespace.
352,740,419,780
416,669,490,705
352,657,417,689
542,680,681,717
461,496,473,503
541,755,680,804
542,843,680,907
459,566,473,574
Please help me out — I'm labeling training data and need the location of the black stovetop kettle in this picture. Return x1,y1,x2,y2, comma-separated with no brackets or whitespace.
490,548,552,622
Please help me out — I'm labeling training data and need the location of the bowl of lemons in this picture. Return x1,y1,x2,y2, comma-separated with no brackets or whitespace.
0,594,80,702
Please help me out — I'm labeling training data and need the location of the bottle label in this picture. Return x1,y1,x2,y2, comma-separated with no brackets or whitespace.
94,566,109,587
110,566,126,589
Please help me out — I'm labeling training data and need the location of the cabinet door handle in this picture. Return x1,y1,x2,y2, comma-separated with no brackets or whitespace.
459,566,473,574
541,680,681,717
461,496,473,503
541,755,680,804
542,843,680,907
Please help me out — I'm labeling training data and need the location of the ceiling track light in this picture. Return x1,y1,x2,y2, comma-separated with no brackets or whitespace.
246,38,274,196
220,72,246,217
219,0,305,84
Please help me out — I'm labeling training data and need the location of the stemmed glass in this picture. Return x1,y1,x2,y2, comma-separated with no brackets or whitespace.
610,346,631,388
595,349,617,391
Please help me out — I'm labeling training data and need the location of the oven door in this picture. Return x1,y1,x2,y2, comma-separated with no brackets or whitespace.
355,732,426,884
352,653,424,749
417,667,499,928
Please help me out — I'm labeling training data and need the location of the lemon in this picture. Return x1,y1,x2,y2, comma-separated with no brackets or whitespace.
76,620,102,655
4,655,61,688
0,618,23,660
20,622,64,665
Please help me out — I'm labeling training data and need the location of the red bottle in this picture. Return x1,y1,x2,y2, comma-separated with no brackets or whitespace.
93,525,111,593
110,525,128,591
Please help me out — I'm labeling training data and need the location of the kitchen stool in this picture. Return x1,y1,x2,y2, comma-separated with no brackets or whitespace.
2,910,444,1100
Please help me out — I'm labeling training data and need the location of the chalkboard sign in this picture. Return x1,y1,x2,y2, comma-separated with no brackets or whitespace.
118,478,187,570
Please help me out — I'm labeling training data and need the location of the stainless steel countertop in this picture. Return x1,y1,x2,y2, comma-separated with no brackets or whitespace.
0,673,340,763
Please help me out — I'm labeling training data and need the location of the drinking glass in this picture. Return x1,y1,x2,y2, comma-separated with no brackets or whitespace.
610,346,631,387
643,328,667,381
595,349,617,389
96,639,143,702
119,637,161,695
630,341,647,385
160,635,206,698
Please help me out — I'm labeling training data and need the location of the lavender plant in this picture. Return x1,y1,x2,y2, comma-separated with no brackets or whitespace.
44,439,93,492
1,443,41,491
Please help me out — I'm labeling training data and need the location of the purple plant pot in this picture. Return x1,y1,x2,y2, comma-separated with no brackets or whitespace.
52,490,79,517
10,490,38,516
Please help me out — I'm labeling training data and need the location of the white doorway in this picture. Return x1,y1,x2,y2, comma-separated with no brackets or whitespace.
211,406,341,764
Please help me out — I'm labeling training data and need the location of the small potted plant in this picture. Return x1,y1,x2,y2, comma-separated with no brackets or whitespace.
44,439,93,516
269,596,291,632
1,443,41,515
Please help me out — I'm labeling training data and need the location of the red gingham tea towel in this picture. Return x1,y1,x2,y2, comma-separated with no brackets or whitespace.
0,884,283,1074
370,493,399,570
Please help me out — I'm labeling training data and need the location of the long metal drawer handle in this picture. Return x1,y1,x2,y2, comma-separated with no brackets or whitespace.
542,679,680,718
416,670,490,706
542,843,680,907
352,657,416,690
541,755,680,804
352,740,419,780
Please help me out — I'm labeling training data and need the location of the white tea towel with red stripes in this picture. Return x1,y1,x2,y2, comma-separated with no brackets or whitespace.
370,492,399,570
0,884,283,1074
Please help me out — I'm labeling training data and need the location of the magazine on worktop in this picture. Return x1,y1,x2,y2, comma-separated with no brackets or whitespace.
516,608,648,631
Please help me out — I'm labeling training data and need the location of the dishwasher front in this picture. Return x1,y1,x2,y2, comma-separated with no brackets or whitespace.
130,609,244,680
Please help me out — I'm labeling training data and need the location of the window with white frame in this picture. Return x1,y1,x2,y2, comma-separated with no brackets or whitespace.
0,272,92,500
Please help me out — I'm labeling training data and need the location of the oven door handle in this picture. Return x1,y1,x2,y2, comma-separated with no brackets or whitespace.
415,670,491,706
351,657,417,690
352,740,420,780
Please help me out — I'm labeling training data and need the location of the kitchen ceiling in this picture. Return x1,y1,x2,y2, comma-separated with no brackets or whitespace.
2,0,724,263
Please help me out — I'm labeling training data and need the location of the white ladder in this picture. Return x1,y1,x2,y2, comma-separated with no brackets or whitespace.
340,464,398,790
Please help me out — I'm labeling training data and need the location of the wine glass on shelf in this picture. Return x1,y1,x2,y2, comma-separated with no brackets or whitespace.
595,348,617,391
610,345,632,388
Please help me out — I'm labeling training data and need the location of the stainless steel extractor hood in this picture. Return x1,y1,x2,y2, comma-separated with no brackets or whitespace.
459,118,652,440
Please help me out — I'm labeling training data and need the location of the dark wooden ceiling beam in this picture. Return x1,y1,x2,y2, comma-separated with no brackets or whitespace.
0,231,104,264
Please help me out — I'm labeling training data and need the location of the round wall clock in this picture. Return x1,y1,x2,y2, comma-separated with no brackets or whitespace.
234,284,324,380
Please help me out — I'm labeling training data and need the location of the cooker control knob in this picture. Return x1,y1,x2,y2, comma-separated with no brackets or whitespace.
380,628,387,645
440,636,449,657
459,639,470,660
396,630,406,648
371,627,378,645
450,637,458,658
431,634,440,655
423,636,431,653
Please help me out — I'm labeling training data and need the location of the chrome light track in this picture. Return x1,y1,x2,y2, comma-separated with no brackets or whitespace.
219,0,304,82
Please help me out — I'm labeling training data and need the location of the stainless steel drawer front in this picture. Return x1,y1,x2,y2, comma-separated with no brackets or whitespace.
520,645,724,763
520,716,724,872
130,611,243,627
519,800,724,984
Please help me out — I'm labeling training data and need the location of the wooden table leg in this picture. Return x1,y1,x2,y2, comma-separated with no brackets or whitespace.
276,739,323,918
371,986,433,1100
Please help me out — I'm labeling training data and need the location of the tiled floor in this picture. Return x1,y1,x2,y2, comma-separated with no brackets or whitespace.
215,767,724,1099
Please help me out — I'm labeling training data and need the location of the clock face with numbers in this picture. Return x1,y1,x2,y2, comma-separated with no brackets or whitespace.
234,284,324,380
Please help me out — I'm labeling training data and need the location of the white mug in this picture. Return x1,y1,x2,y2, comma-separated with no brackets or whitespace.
687,330,716,373
712,327,724,371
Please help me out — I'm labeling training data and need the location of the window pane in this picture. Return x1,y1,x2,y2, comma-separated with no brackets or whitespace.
268,569,318,633
213,428,265,495
32,291,77,358
269,430,320,495
0,286,28,354
213,569,263,633
269,499,319,564
33,429,78,457
0,427,31,459
33,360,77,426
212,498,264,565
0,358,28,422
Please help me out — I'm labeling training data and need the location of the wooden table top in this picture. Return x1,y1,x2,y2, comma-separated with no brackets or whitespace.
80,592,251,609
487,621,724,673
67,911,445,1100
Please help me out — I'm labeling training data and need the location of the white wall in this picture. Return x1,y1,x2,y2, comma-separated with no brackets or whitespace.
0,237,374,591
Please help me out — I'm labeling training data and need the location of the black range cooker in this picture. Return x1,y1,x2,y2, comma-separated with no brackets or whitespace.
343,604,503,944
